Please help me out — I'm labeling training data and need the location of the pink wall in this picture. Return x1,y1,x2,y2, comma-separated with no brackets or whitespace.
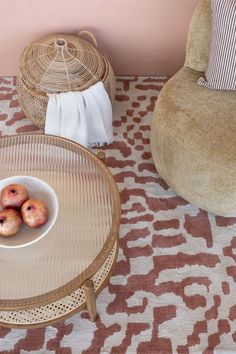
1,0,199,76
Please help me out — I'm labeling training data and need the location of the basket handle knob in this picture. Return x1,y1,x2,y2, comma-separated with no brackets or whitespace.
78,30,98,48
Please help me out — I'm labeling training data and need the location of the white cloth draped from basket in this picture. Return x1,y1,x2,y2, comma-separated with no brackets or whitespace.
45,81,113,147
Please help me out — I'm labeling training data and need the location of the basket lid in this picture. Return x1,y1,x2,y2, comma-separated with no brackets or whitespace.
19,33,106,93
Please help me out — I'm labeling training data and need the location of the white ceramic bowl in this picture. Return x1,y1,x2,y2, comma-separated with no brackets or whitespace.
0,176,58,249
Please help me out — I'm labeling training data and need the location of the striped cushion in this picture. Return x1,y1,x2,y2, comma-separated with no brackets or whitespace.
198,0,236,90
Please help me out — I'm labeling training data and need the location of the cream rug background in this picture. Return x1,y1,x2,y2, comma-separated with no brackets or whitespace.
0,76,236,353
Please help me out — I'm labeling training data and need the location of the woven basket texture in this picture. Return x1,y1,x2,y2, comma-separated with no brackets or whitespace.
17,33,115,129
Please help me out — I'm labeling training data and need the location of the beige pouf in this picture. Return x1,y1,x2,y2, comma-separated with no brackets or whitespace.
151,0,236,217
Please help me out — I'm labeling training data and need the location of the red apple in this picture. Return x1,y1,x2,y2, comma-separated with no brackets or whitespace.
1,184,29,209
21,199,48,228
0,209,22,237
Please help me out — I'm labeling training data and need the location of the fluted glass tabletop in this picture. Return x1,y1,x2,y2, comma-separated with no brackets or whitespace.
0,134,120,308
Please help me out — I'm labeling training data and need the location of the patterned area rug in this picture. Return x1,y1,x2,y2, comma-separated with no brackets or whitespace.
0,76,236,354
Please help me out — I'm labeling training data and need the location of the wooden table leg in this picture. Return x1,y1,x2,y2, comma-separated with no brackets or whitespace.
97,151,106,164
83,279,97,321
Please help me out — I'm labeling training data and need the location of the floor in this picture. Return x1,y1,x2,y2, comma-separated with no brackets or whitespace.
0,76,236,354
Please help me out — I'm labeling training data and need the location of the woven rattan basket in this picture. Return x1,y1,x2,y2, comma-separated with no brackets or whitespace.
17,32,115,129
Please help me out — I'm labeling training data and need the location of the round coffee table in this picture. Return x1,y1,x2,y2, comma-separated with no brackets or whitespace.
0,134,120,328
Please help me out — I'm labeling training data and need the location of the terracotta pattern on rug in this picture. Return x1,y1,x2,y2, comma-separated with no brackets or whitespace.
0,76,236,353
